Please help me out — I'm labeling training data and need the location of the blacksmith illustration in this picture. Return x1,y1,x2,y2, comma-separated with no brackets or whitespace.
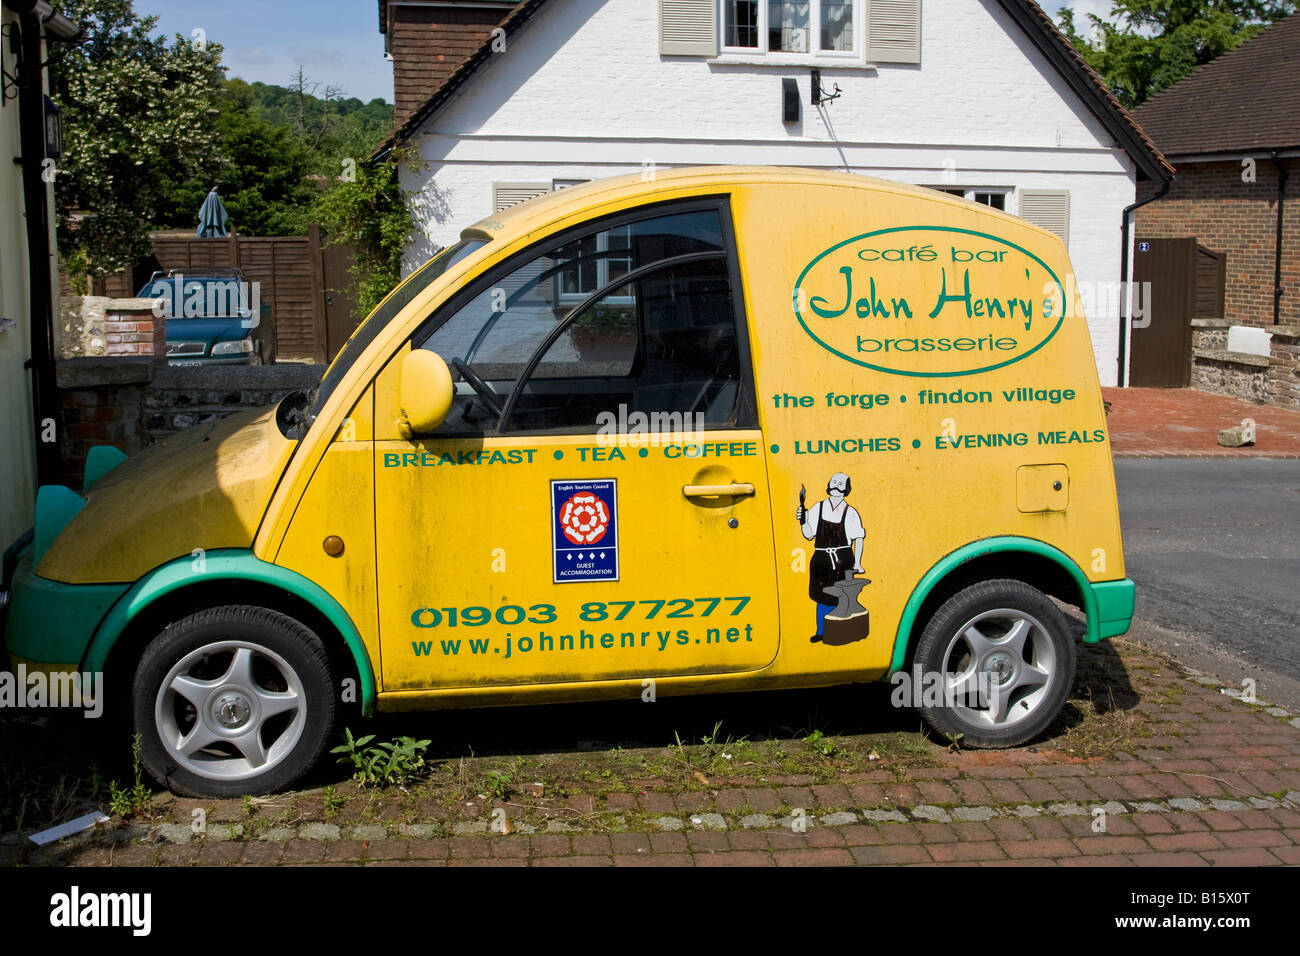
797,472,869,644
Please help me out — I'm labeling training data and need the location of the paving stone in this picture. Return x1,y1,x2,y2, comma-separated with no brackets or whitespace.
545,820,581,833
861,809,908,823
739,814,775,829
1209,799,1248,811
1248,797,1283,810
259,827,295,842
776,814,813,830
951,806,999,821
451,821,488,835
205,824,243,842
1168,798,1204,812
300,823,341,841
155,823,192,844
1093,801,1128,816
398,823,439,838
911,805,951,823
1047,803,1089,816
350,825,389,841
653,816,684,831
1130,801,1169,813
820,811,858,826
1010,805,1043,817
692,813,727,830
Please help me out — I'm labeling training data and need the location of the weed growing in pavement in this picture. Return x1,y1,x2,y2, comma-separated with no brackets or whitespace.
804,729,838,757
331,728,432,787
322,784,344,817
484,770,512,799
107,734,153,819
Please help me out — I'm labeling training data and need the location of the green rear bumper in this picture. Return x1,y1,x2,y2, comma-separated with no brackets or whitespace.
1091,578,1135,640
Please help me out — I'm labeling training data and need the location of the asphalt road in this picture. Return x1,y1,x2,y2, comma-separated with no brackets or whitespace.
1115,458,1300,710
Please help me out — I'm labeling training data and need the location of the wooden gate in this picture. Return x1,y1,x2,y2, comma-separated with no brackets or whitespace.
1130,238,1226,388
321,238,362,361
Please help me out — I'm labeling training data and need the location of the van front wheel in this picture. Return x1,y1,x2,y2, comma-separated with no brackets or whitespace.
132,606,337,797
911,580,1074,749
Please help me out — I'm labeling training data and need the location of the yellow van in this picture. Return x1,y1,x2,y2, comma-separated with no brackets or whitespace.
2,168,1133,797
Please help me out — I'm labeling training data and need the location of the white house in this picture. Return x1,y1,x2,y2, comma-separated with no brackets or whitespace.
376,0,1171,385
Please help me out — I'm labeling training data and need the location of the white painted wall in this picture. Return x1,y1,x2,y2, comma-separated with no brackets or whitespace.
0,8,38,544
399,0,1139,383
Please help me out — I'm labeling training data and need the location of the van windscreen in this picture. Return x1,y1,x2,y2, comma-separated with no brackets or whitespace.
302,238,487,428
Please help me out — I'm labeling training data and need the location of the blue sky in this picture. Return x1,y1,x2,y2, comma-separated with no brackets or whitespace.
138,1,1112,105
142,1,391,103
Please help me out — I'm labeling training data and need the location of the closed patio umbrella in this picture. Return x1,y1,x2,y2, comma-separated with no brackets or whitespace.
196,187,230,238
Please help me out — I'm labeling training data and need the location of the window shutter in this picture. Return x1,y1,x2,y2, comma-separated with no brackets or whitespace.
659,0,717,56
493,182,551,212
1019,190,1071,247
492,183,555,304
865,0,921,64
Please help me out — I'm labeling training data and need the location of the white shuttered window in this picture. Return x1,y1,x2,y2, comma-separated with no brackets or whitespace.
1019,190,1072,247
660,0,719,56
865,0,921,64
702,0,920,62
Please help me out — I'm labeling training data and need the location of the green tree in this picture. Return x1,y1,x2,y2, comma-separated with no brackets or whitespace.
155,79,318,236
1058,1,1298,109
312,150,422,318
50,0,225,277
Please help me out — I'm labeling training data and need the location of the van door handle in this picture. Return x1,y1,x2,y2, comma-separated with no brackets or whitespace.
682,483,756,498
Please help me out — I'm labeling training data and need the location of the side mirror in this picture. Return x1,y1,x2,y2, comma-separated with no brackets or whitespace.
398,349,454,438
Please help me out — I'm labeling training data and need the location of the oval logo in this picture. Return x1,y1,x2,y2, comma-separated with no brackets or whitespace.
793,226,1067,377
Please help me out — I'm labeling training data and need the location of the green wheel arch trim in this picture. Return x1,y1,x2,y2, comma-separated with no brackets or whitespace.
887,536,1134,674
82,549,377,716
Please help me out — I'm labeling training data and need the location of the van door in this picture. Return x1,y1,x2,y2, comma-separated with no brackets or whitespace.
373,199,780,692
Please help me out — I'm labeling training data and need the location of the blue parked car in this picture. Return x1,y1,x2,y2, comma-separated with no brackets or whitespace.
138,267,274,365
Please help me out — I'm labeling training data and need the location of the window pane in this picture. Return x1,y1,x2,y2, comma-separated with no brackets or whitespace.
725,0,759,48
820,0,853,52
607,225,632,285
975,192,1007,210
556,233,599,297
769,1,810,53
416,208,726,435
506,258,742,435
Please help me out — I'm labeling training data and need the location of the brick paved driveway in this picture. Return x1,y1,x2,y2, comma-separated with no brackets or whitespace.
9,635,1299,868
1103,387,1300,458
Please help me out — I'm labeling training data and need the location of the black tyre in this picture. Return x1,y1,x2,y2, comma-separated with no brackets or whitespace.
911,579,1075,748
131,605,337,797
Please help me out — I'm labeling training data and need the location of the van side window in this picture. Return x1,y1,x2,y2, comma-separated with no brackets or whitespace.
413,202,753,436
502,257,741,434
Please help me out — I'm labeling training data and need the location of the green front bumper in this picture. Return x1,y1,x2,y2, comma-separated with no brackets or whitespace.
1091,578,1136,640
2,538,128,667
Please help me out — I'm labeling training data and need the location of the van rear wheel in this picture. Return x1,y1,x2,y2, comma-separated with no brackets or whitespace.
132,606,336,797
912,579,1074,748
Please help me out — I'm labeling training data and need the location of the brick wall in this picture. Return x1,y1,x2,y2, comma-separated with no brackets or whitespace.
58,297,165,360
1188,318,1300,409
1136,158,1299,328
390,2,515,126
55,361,323,487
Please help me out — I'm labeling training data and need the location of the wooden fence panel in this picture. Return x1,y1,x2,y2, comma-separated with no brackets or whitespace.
99,228,349,364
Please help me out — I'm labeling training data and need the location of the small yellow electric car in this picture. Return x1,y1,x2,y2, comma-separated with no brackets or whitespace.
3,168,1134,796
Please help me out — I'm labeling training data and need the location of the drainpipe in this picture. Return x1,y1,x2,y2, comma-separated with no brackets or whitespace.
5,0,80,485
1272,152,1288,326
1117,177,1173,387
